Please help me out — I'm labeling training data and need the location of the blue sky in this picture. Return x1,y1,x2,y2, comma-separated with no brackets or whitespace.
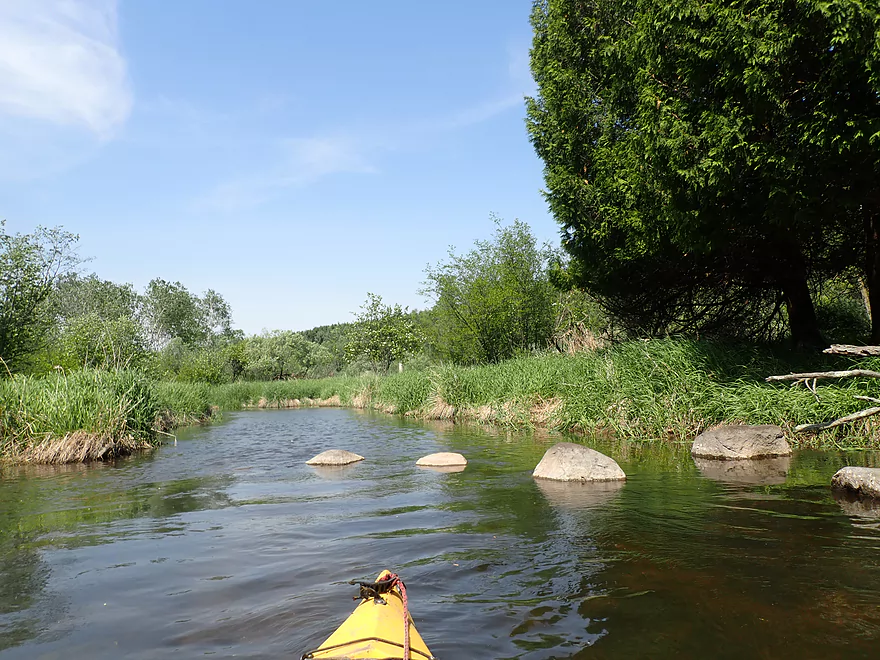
0,0,559,334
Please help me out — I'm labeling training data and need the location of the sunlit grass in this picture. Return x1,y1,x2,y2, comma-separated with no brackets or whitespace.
205,339,880,448
4,339,878,464
0,370,161,462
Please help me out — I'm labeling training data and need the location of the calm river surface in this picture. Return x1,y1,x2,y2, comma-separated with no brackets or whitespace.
2,409,880,658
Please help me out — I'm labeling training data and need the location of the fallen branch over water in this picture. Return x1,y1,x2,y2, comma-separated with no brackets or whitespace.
766,369,880,434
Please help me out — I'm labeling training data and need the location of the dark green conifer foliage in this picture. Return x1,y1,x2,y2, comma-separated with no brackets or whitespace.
527,0,880,344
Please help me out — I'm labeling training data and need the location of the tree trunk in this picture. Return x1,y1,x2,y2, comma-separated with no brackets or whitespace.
781,273,824,348
865,212,880,343
772,239,823,348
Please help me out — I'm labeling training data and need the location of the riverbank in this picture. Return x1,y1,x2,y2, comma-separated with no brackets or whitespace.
3,339,879,464
208,339,880,446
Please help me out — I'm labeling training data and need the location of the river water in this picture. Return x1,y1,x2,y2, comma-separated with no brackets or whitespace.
2,409,880,659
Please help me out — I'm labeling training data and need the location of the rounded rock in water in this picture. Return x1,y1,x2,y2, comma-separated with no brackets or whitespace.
306,449,365,466
416,452,467,467
532,442,626,482
831,466,880,500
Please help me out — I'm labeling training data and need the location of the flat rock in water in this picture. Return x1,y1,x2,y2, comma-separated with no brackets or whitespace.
831,466,880,500
416,452,467,467
691,425,790,460
306,450,365,466
532,442,626,482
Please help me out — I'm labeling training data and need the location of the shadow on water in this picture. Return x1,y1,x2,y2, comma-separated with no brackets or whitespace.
1,408,879,658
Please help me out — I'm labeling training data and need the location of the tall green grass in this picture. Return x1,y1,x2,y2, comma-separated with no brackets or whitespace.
199,339,880,447
0,370,160,460
5,339,878,464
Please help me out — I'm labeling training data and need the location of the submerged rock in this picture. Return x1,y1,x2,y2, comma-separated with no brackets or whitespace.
691,425,790,460
831,466,880,500
532,442,626,482
306,450,365,466
694,456,791,486
416,452,467,467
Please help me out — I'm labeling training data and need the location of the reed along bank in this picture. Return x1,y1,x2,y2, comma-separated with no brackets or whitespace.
4,339,880,464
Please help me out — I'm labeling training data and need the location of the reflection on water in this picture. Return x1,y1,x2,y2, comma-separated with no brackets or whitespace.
694,455,791,485
1,410,879,659
834,490,880,520
534,478,625,510
416,464,467,474
309,465,362,480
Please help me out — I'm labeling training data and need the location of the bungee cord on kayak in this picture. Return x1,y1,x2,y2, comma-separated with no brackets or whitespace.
302,570,434,660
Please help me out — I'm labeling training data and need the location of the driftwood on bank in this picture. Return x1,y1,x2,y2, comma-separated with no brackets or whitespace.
823,344,880,357
766,359,880,432
794,406,880,433
765,369,880,382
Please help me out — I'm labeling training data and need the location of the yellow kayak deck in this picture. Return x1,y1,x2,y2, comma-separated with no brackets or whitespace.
303,571,434,660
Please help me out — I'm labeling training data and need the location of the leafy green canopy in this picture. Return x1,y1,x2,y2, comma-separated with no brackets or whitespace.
422,218,557,363
245,330,333,380
527,0,880,343
345,293,423,373
0,222,80,372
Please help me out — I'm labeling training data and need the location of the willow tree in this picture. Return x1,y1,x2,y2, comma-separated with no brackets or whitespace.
526,0,880,345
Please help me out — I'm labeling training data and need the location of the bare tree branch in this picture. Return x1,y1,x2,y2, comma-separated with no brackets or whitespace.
795,407,880,433
766,369,880,382
823,344,880,357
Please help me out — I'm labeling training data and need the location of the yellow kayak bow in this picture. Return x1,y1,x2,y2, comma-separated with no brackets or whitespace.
302,570,435,660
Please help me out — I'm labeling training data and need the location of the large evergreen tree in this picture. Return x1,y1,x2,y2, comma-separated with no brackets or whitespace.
527,0,880,344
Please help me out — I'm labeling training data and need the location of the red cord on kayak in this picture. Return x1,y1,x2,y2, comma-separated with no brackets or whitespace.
384,573,410,660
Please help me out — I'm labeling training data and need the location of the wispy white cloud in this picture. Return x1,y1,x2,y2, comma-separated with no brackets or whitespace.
0,0,131,180
195,136,377,212
196,44,530,213
414,93,524,133
0,0,131,137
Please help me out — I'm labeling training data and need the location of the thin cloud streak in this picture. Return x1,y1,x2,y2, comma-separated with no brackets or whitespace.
195,42,532,213
194,135,377,213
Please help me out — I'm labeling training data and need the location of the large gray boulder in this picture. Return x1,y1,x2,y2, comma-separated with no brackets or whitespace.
533,442,626,482
306,449,365,466
691,425,790,460
831,466,880,499
416,452,467,467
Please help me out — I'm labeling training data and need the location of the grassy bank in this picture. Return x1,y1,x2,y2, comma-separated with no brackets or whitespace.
4,339,880,464
205,339,880,447
0,370,163,463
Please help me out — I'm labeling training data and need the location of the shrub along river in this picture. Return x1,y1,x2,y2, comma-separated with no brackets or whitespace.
2,409,880,659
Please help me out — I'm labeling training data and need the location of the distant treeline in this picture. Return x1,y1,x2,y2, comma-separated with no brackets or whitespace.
0,219,610,383
0,216,873,388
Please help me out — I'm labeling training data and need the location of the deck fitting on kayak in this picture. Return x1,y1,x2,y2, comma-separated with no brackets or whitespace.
302,570,436,660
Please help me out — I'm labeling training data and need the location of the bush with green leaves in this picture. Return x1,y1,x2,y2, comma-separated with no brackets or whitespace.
57,312,148,371
345,293,424,373
0,222,80,372
422,218,556,363
245,330,333,380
